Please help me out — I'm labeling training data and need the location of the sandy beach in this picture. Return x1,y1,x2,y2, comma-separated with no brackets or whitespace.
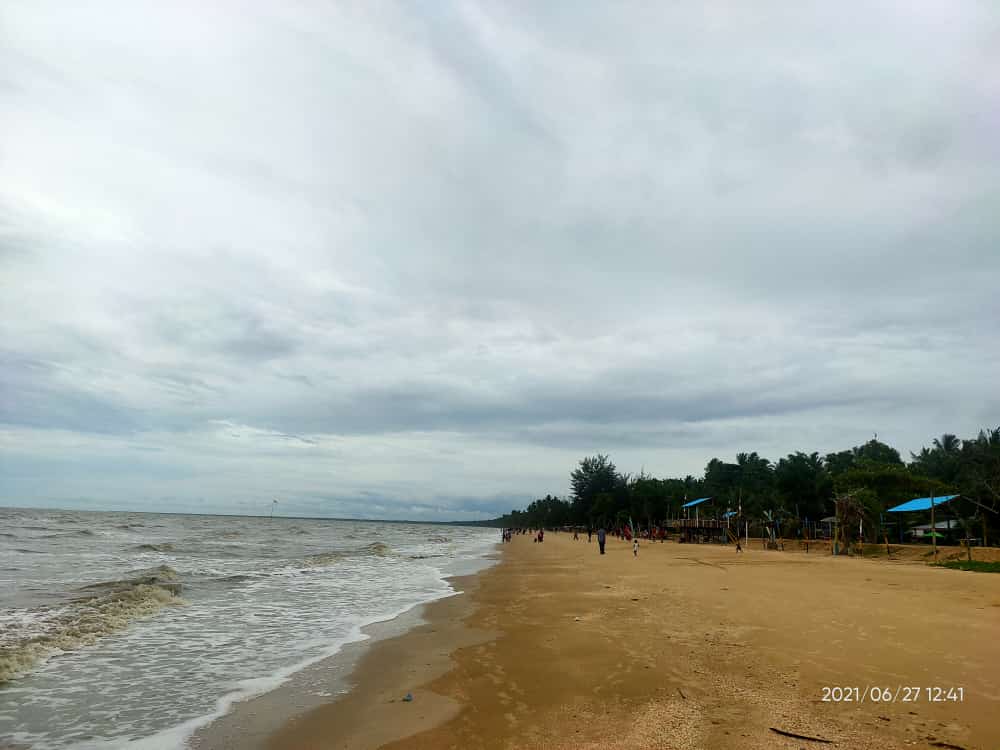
250,532,1000,750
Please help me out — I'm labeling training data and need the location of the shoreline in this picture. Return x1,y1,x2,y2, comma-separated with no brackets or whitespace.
191,550,502,750
259,571,497,750
249,532,999,750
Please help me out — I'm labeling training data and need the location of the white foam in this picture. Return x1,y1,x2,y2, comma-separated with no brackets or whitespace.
0,515,499,750
80,590,463,750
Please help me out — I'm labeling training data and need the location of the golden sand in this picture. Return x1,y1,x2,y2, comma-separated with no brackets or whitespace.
266,533,1000,750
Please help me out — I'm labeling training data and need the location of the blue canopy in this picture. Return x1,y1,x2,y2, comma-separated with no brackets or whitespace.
682,497,712,508
722,510,737,518
886,494,959,513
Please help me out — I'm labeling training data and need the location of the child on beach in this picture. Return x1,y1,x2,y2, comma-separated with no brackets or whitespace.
633,538,638,557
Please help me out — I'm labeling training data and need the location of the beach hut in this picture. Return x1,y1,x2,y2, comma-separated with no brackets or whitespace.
675,497,723,543
886,494,959,559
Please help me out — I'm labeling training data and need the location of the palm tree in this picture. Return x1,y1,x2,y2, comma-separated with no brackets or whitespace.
933,434,960,454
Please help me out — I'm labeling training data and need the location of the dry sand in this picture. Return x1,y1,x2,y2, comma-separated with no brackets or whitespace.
264,533,1000,750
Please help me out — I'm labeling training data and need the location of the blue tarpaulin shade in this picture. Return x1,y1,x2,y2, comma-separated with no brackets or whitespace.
682,497,712,508
886,494,959,513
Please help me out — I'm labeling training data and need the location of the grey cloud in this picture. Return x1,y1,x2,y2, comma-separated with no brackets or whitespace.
1,1,998,517
0,355,146,434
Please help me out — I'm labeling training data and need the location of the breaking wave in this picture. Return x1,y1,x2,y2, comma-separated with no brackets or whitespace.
301,542,392,567
303,551,344,567
0,565,185,684
367,542,390,555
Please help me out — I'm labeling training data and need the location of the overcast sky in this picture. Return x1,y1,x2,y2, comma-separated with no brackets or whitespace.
1,2,998,520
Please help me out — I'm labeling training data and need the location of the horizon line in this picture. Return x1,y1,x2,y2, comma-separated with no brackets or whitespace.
0,503,500,526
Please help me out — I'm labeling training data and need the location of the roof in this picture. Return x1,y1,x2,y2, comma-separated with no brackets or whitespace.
820,516,837,524
682,497,712,509
886,494,959,513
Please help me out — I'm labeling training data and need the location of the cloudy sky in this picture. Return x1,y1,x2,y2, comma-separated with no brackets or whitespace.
1,2,998,520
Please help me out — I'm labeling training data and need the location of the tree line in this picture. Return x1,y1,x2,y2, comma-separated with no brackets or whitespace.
490,428,1000,542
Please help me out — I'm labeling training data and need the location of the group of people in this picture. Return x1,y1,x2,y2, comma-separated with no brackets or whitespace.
500,527,544,543
507,525,643,557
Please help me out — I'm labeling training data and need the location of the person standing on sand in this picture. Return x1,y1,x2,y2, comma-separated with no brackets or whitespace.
597,527,606,555
587,528,592,543
633,538,639,557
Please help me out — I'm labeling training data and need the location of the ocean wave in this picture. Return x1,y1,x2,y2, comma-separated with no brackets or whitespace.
79,565,182,595
301,542,392,567
0,565,185,684
303,551,345,567
428,535,451,543
12,548,47,554
214,574,257,585
39,529,97,539
135,543,176,553
0,532,16,538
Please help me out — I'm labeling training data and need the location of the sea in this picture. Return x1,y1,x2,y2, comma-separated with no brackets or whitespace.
0,507,499,749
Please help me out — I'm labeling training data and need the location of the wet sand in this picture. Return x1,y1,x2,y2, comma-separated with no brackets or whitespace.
260,533,1000,750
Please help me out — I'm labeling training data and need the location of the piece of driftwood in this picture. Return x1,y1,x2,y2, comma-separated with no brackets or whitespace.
768,726,833,743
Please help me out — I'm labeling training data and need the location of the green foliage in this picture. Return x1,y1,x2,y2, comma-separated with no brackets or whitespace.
774,451,832,521
824,449,856,477
853,438,904,467
825,438,903,478
570,454,622,522
833,464,950,511
489,429,999,545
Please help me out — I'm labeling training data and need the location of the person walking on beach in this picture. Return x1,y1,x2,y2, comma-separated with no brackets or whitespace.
587,528,592,543
597,527,606,555
633,538,639,557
